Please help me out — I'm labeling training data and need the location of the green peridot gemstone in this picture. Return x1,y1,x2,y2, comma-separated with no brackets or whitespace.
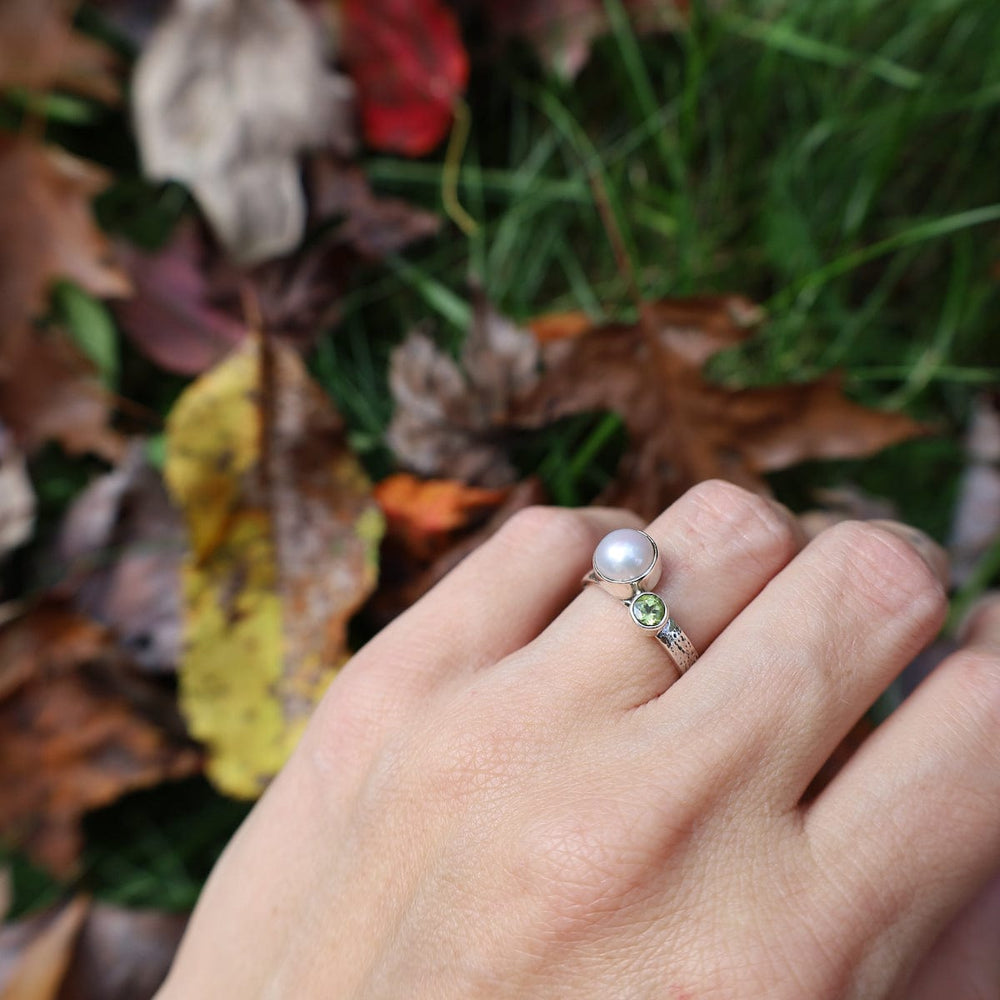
631,592,666,628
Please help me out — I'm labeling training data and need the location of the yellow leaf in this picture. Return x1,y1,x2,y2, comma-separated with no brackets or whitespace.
165,337,383,798
162,344,259,560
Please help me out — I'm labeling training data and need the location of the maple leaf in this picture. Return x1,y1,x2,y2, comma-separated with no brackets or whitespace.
0,605,200,877
0,0,119,101
341,0,469,156
133,0,357,264
387,295,541,487
0,136,128,460
164,336,384,798
516,298,926,518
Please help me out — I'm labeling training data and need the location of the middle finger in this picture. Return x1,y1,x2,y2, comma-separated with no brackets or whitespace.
654,518,948,811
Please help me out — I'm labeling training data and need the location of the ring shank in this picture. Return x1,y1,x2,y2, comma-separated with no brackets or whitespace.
654,619,698,674
582,571,700,675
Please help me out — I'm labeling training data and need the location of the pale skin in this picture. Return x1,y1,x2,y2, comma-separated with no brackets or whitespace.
157,481,1000,998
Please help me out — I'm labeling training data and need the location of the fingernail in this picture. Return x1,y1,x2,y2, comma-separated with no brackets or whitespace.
957,590,1000,645
869,520,950,585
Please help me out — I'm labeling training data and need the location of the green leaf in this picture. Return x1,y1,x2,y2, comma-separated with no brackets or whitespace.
54,280,120,389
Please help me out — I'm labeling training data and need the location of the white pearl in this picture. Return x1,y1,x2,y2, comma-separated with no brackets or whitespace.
593,528,655,583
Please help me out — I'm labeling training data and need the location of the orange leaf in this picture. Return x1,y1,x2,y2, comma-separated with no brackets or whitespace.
527,311,593,342
376,473,508,560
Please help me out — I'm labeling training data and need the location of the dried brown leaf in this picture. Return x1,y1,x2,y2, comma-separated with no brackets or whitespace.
0,1,119,101
0,137,129,345
388,294,924,520
184,156,440,349
0,137,127,460
307,157,440,260
119,218,339,366
477,0,691,79
0,871,10,924
0,606,200,876
480,0,608,79
86,0,170,47
59,444,184,673
114,224,247,376
797,485,898,540
387,296,540,487
516,298,925,518
949,393,1000,587
57,904,186,1000
0,423,35,560
133,0,357,264
0,330,124,462
0,899,184,1000
0,897,89,1000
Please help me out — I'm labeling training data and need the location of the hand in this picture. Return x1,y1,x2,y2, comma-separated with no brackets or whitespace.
905,872,1000,998
156,481,1000,999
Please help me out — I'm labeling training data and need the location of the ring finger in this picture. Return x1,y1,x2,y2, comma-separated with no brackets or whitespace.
531,480,803,710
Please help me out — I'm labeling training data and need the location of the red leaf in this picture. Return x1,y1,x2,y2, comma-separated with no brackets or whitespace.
341,0,469,156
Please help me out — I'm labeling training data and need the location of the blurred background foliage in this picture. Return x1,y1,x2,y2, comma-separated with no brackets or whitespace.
3,0,1000,928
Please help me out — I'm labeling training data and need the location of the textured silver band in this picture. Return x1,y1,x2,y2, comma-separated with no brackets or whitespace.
653,617,699,674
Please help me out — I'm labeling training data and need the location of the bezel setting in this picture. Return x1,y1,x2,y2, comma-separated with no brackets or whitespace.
590,528,662,601
629,591,668,631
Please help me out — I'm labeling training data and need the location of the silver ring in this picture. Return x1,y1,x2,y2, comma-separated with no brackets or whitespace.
583,528,699,674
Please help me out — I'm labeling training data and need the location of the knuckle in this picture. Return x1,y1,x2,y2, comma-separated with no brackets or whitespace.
495,505,595,557
684,480,798,568
819,520,946,620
